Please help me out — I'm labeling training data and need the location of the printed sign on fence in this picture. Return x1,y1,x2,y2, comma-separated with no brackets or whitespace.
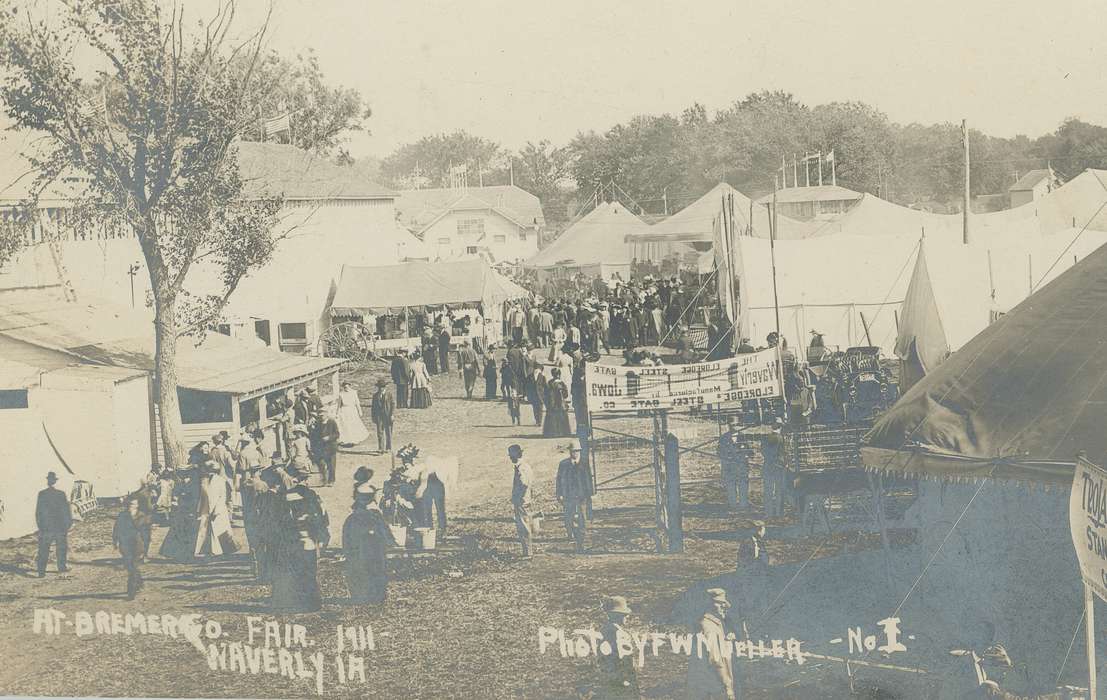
1070,455,1107,601
585,347,783,412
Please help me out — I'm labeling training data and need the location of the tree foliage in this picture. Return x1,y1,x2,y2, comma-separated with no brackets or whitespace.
380,131,505,188
240,48,371,156
0,0,283,468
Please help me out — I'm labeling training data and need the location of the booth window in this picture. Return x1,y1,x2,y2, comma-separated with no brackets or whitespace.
518,231,527,242
278,322,309,353
177,388,232,424
457,218,485,237
0,389,29,409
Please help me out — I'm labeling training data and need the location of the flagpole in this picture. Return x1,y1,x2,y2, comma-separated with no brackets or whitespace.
770,179,781,339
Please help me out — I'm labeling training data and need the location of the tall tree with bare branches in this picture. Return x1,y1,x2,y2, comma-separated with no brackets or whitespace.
0,0,284,468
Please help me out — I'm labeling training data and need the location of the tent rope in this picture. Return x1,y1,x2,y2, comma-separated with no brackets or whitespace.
1031,196,1107,293
1056,610,1084,686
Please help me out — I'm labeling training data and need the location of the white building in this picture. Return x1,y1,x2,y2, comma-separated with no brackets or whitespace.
394,185,544,263
0,139,430,354
1008,168,1062,208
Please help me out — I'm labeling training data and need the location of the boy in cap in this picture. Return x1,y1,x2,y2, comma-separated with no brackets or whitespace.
508,444,534,557
113,499,146,600
597,596,639,697
687,588,737,699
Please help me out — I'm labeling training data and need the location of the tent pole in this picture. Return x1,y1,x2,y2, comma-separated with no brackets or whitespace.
860,311,873,346
1086,583,1098,699
770,182,782,340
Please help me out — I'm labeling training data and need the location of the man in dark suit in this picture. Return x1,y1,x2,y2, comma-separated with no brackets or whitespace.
506,341,528,395
370,378,396,455
317,407,341,486
390,352,411,408
36,471,72,577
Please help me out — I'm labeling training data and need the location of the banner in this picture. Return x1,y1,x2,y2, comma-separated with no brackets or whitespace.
585,347,782,413
1070,455,1107,601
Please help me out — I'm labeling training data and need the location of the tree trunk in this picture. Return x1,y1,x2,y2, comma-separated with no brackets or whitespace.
153,292,186,470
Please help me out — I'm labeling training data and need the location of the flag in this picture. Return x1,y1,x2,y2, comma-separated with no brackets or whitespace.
263,113,290,140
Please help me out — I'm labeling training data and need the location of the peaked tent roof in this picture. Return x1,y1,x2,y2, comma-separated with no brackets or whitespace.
625,182,820,244
329,259,530,316
754,184,864,205
526,201,646,268
893,244,950,385
863,239,1107,484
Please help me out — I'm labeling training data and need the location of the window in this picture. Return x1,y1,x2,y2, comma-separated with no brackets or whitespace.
466,246,479,254
437,237,451,245
177,388,232,424
215,323,231,336
518,231,528,242
279,323,307,341
456,218,485,237
254,319,271,346
0,389,29,409
493,235,506,244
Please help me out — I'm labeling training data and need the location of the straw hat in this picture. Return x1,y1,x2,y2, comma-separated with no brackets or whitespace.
602,596,632,615
706,588,730,606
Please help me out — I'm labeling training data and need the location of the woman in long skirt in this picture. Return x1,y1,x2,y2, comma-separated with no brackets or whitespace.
483,351,498,399
409,351,433,409
159,468,200,562
342,485,395,604
543,367,574,438
335,381,371,446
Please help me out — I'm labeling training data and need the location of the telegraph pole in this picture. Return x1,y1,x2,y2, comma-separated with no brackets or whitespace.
962,119,971,245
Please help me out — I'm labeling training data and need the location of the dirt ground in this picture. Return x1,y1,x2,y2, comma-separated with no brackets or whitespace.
0,354,910,699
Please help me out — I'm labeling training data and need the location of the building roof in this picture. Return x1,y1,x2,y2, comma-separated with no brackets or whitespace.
0,286,345,397
1009,169,1053,192
233,141,396,201
329,259,530,316
526,201,646,269
0,134,395,205
394,185,546,234
754,184,863,206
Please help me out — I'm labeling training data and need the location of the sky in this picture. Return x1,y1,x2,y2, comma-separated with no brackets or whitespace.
30,0,1107,159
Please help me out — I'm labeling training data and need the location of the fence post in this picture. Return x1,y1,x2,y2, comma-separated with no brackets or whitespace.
665,431,684,553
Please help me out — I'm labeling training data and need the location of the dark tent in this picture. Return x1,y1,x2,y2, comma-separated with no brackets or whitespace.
863,238,1107,484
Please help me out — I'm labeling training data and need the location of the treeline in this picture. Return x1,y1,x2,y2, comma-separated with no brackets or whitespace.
375,90,1107,223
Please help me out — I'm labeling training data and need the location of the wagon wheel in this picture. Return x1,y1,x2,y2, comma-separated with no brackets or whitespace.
318,321,376,364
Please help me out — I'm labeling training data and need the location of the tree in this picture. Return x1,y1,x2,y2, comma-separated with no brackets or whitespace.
0,0,284,469
513,139,571,223
379,131,504,188
240,49,371,155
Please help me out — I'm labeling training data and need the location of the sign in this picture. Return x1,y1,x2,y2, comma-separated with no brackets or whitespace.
1070,455,1107,601
585,347,782,413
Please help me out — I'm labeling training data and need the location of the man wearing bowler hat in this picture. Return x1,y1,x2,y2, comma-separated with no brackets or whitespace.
35,471,72,577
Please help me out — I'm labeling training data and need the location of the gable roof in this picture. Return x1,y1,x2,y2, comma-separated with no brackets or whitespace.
394,185,545,234
0,286,344,397
233,141,396,201
525,200,646,269
1009,169,1054,192
0,135,396,205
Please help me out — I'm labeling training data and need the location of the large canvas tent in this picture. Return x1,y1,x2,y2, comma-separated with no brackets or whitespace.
525,201,646,280
0,409,77,540
328,259,530,345
864,237,1107,483
625,183,820,268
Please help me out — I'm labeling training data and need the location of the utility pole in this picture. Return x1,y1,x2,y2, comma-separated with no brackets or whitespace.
793,153,798,189
962,119,971,245
804,152,810,187
663,186,669,216
817,152,823,186
509,158,514,187
781,155,787,188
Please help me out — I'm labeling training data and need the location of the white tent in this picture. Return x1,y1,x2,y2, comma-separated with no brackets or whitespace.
525,201,647,280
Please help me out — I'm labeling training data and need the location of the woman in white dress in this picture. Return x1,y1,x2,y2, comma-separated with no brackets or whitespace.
335,381,370,447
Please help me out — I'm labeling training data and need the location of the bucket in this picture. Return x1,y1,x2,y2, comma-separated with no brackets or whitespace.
413,527,437,551
388,525,407,548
